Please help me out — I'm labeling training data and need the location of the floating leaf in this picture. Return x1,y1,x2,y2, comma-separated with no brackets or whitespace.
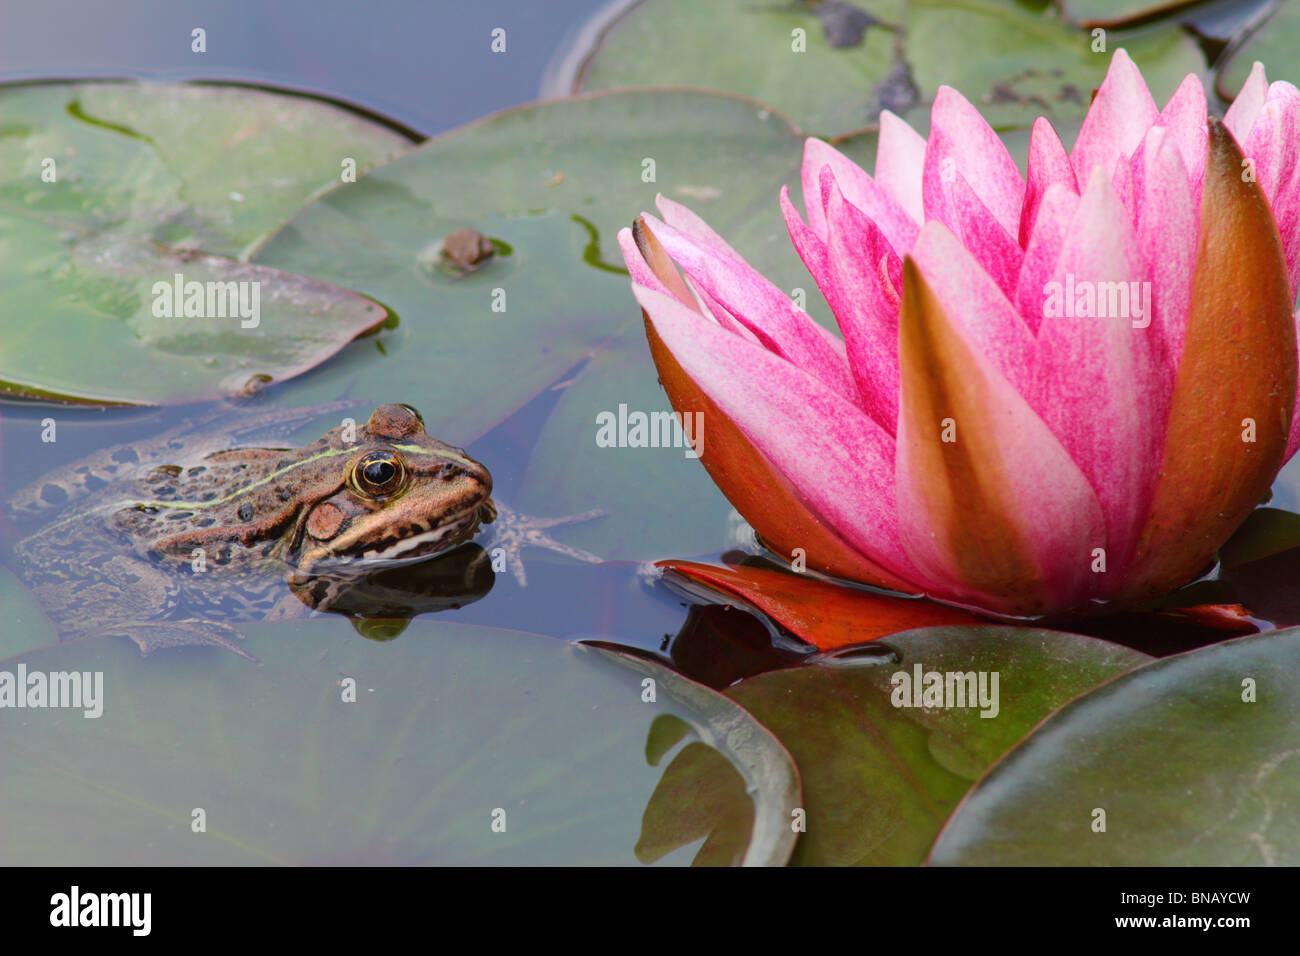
0,620,797,865
1216,0,1300,101
702,626,1148,864
1054,0,1206,28
0,81,411,403
565,0,1204,137
930,628,1300,864
3,236,388,403
2,82,413,256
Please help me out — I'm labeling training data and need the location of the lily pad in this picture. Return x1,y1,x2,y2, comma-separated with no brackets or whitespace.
1216,0,1300,100
565,0,1204,137
658,626,1148,865
0,619,798,865
0,81,412,403
929,628,1300,865
1055,0,1206,27
254,89,826,560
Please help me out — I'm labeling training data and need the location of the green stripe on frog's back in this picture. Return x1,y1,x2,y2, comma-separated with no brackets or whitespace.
123,443,480,512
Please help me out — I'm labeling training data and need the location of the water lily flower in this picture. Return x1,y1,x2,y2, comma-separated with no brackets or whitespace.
618,51,1300,618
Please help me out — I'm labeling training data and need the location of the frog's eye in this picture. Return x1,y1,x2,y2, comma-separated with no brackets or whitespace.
351,450,407,498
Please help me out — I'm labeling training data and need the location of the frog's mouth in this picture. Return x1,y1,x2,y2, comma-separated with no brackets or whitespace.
313,503,487,572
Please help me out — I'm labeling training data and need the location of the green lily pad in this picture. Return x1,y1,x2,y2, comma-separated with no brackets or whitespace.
2,82,413,257
254,89,825,560
1216,0,1300,101
930,628,1300,865
1055,0,1205,27
565,0,1204,137
653,626,1148,865
0,620,798,865
0,81,412,403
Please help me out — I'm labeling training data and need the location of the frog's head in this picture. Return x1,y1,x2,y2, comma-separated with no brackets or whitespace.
295,404,492,573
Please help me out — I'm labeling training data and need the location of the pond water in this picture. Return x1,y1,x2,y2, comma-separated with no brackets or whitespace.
3,0,1299,867
0,0,613,136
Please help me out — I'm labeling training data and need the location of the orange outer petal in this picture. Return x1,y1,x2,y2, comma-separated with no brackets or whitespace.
657,560,981,651
642,314,917,593
1120,117,1297,600
895,254,1105,616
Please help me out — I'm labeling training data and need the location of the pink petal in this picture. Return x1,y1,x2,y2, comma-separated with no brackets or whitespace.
1159,72,1208,191
1111,147,1138,221
1224,61,1270,143
687,276,765,346
632,283,919,581
894,259,1107,612
875,110,926,225
923,86,1025,238
618,226,674,298
908,221,1035,399
780,184,828,282
948,170,1024,301
618,223,692,306
1020,117,1078,247
653,193,748,263
801,137,919,254
1239,81,1300,301
1014,184,1081,334
641,213,858,402
1128,126,1198,377
1027,169,1162,570
620,224,764,345
1070,49,1159,186
822,176,904,432
781,183,885,384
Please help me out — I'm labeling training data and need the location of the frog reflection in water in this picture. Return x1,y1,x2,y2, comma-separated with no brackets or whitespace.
9,403,601,660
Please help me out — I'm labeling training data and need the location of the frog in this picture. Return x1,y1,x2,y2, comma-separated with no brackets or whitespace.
7,402,602,661
439,228,495,274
